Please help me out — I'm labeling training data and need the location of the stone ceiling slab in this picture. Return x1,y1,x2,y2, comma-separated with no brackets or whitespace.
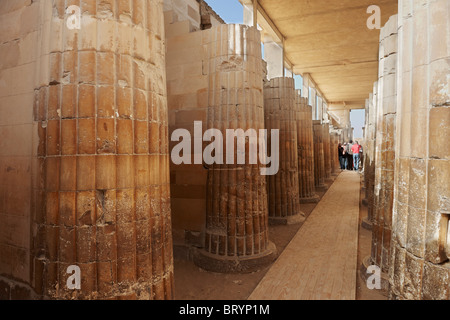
252,0,398,107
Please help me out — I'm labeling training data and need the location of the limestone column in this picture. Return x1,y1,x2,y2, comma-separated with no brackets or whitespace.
365,15,398,292
362,98,370,206
389,0,450,300
313,120,327,191
330,132,339,175
336,133,341,172
265,78,304,224
295,92,319,203
31,0,173,299
322,123,332,181
366,83,379,228
193,25,276,273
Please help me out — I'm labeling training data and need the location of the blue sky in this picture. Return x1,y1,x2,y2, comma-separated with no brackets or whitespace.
351,109,365,139
204,0,365,138
204,0,243,24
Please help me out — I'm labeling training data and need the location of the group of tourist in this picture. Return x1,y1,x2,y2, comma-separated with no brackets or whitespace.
338,140,363,171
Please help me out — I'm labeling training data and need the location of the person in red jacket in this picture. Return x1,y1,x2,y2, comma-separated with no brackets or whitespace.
351,141,362,171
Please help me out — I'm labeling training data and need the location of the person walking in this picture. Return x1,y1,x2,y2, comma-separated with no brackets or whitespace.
359,142,364,172
346,140,353,170
342,142,348,170
338,143,345,170
351,141,362,171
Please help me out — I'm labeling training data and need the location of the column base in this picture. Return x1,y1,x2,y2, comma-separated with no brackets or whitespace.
361,217,373,230
360,256,389,296
193,241,277,274
269,212,306,225
299,194,320,204
315,184,328,192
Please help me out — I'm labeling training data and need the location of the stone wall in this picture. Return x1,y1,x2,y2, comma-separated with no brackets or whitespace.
197,0,225,30
389,0,450,300
165,12,209,251
0,0,41,298
163,0,201,31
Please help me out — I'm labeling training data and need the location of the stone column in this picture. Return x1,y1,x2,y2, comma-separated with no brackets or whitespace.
193,25,276,273
295,92,319,203
265,78,304,224
389,0,450,300
330,131,339,176
362,98,370,206
313,120,327,191
365,15,398,293
366,82,379,229
322,123,332,181
31,0,173,299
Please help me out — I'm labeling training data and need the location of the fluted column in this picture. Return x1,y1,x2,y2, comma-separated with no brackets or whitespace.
367,82,379,226
322,123,332,181
295,92,319,203
193,24,276,273
362,98,370,206
31,0,173,299
265,78,304,224
330,132,340,175
313,120,327,191
372,15,398,276
389,0,450,300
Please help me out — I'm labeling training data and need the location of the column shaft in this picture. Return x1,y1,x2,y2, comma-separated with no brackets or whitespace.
323,123,332,181
367,83,379,225
32,0,173,300
313,121,327,191
371,14,398,277
194,25,276,273
296,93,319,203
265,78,304,224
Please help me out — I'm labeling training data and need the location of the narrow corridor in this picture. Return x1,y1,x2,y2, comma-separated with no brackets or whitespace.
249,171,360,300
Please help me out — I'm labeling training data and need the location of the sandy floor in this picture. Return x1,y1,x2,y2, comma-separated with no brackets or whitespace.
173,171,386,300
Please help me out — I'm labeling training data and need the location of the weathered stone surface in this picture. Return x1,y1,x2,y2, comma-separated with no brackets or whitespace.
371,14,398,274
264,77,303,224
389,0,450,300
313,121,327,191
295,93,319,203
365,85,379,227
322,123,332,181
193,24,276,272
0,0,175,300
